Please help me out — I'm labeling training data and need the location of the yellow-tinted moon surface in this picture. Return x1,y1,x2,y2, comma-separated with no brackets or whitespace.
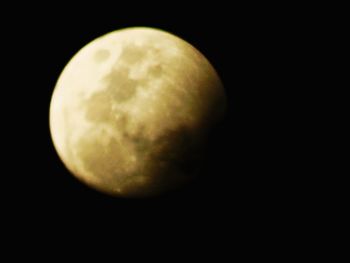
49,27,226,197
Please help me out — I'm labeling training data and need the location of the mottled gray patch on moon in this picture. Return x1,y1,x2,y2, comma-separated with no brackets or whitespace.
119,44,147,64
81,40,204,194
103,67,138,103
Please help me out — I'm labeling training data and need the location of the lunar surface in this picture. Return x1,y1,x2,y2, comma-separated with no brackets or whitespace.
49,27,226,197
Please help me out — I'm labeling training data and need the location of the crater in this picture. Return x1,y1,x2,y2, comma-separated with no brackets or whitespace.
76,131,148,194
148,64,163,78
94,49,110,63
84,90,113,123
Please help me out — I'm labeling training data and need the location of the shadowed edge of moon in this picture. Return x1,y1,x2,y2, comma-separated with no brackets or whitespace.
75,123,206,197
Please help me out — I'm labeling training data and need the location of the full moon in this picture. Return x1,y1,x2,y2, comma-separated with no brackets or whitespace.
50,27,226,197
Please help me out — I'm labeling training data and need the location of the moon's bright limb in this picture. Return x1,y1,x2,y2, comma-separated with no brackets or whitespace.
49,27,226,197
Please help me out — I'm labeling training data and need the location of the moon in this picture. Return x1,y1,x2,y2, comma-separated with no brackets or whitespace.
49,27,226,197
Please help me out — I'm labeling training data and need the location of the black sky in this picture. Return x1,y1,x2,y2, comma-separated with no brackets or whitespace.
4,2,311,246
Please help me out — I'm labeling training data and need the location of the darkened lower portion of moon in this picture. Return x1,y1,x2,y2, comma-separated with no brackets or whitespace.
76,122,205,197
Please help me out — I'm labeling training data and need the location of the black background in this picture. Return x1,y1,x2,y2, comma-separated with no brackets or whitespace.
5,2,313,251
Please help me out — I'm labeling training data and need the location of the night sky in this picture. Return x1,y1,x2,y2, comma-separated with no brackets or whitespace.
6,2,307,247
